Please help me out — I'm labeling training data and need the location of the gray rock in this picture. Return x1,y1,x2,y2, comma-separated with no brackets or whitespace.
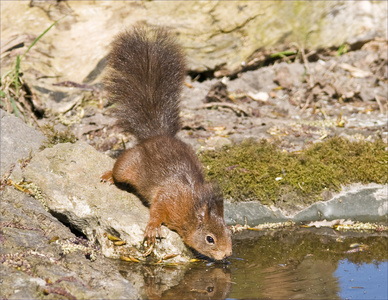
1,266,44,300
224,183,388,225
2,2,386,84
224,201,288,226
0,186,141,300
292,183,387,223
205,136,233,150
32,83,84,115
21,141,192,263
1,109,46,176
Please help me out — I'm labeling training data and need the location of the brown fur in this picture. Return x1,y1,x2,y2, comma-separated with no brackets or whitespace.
105,26,185,141
103,27,232,260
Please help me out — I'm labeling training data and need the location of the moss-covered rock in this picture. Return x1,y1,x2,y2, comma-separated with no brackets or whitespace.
200,137,388,206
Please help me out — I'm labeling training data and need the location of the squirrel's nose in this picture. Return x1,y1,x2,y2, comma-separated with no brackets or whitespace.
223,249,232,260
226,247,232,258
221,256,231,264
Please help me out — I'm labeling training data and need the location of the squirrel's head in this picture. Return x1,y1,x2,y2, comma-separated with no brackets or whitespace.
184,185,232,261
186,211,232,261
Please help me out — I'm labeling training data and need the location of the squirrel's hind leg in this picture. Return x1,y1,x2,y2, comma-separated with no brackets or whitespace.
100,171,114,184
101,147,141,188
111,148,141,186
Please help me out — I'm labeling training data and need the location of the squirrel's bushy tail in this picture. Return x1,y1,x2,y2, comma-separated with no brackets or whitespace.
105,26,185,141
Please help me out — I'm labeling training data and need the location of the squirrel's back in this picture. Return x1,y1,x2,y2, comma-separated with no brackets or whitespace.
105,26,186,141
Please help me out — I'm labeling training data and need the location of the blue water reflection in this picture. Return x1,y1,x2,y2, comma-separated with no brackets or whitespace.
335,260,388,300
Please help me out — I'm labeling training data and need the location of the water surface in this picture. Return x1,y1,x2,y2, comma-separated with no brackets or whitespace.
116,227,387,299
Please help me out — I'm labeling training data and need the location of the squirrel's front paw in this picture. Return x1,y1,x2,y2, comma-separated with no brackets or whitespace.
100,171,114,184
143,223,162,256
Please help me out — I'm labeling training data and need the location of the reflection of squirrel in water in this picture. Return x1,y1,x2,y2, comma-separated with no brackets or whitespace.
101,26,232,261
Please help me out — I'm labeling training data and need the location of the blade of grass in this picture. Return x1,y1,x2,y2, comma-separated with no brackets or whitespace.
270,50,297,59
20,15,66,60
336,43,349,56
2,16,65,119
9,96,20,117
14,55,21,96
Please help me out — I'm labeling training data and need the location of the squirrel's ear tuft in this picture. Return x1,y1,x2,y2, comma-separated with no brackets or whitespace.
196,202,209,223
195,183,224,222
206,182,224,218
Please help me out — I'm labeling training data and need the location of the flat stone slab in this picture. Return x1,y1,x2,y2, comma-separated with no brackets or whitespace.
292,184,387,223
1,109,46,176
224,183,387,226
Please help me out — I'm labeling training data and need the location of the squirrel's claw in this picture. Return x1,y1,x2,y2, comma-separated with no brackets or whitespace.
142,223,162,256
142,243,154,257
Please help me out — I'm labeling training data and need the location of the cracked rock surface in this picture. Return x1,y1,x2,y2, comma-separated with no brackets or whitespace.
1,186,141,300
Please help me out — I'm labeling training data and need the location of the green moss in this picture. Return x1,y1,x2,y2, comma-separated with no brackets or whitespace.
200,137,388,206
41,124,77,148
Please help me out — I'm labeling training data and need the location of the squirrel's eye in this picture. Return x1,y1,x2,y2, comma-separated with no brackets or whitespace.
206,235,215,244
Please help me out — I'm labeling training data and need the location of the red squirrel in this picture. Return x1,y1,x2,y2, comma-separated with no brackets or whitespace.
101,26,232,261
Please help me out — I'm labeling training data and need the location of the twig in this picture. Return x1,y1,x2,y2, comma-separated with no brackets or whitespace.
375,94,385,113
0,163,15,190
201,102,250,116
300,47,315,89
299,47,318,115
300,93,313,115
